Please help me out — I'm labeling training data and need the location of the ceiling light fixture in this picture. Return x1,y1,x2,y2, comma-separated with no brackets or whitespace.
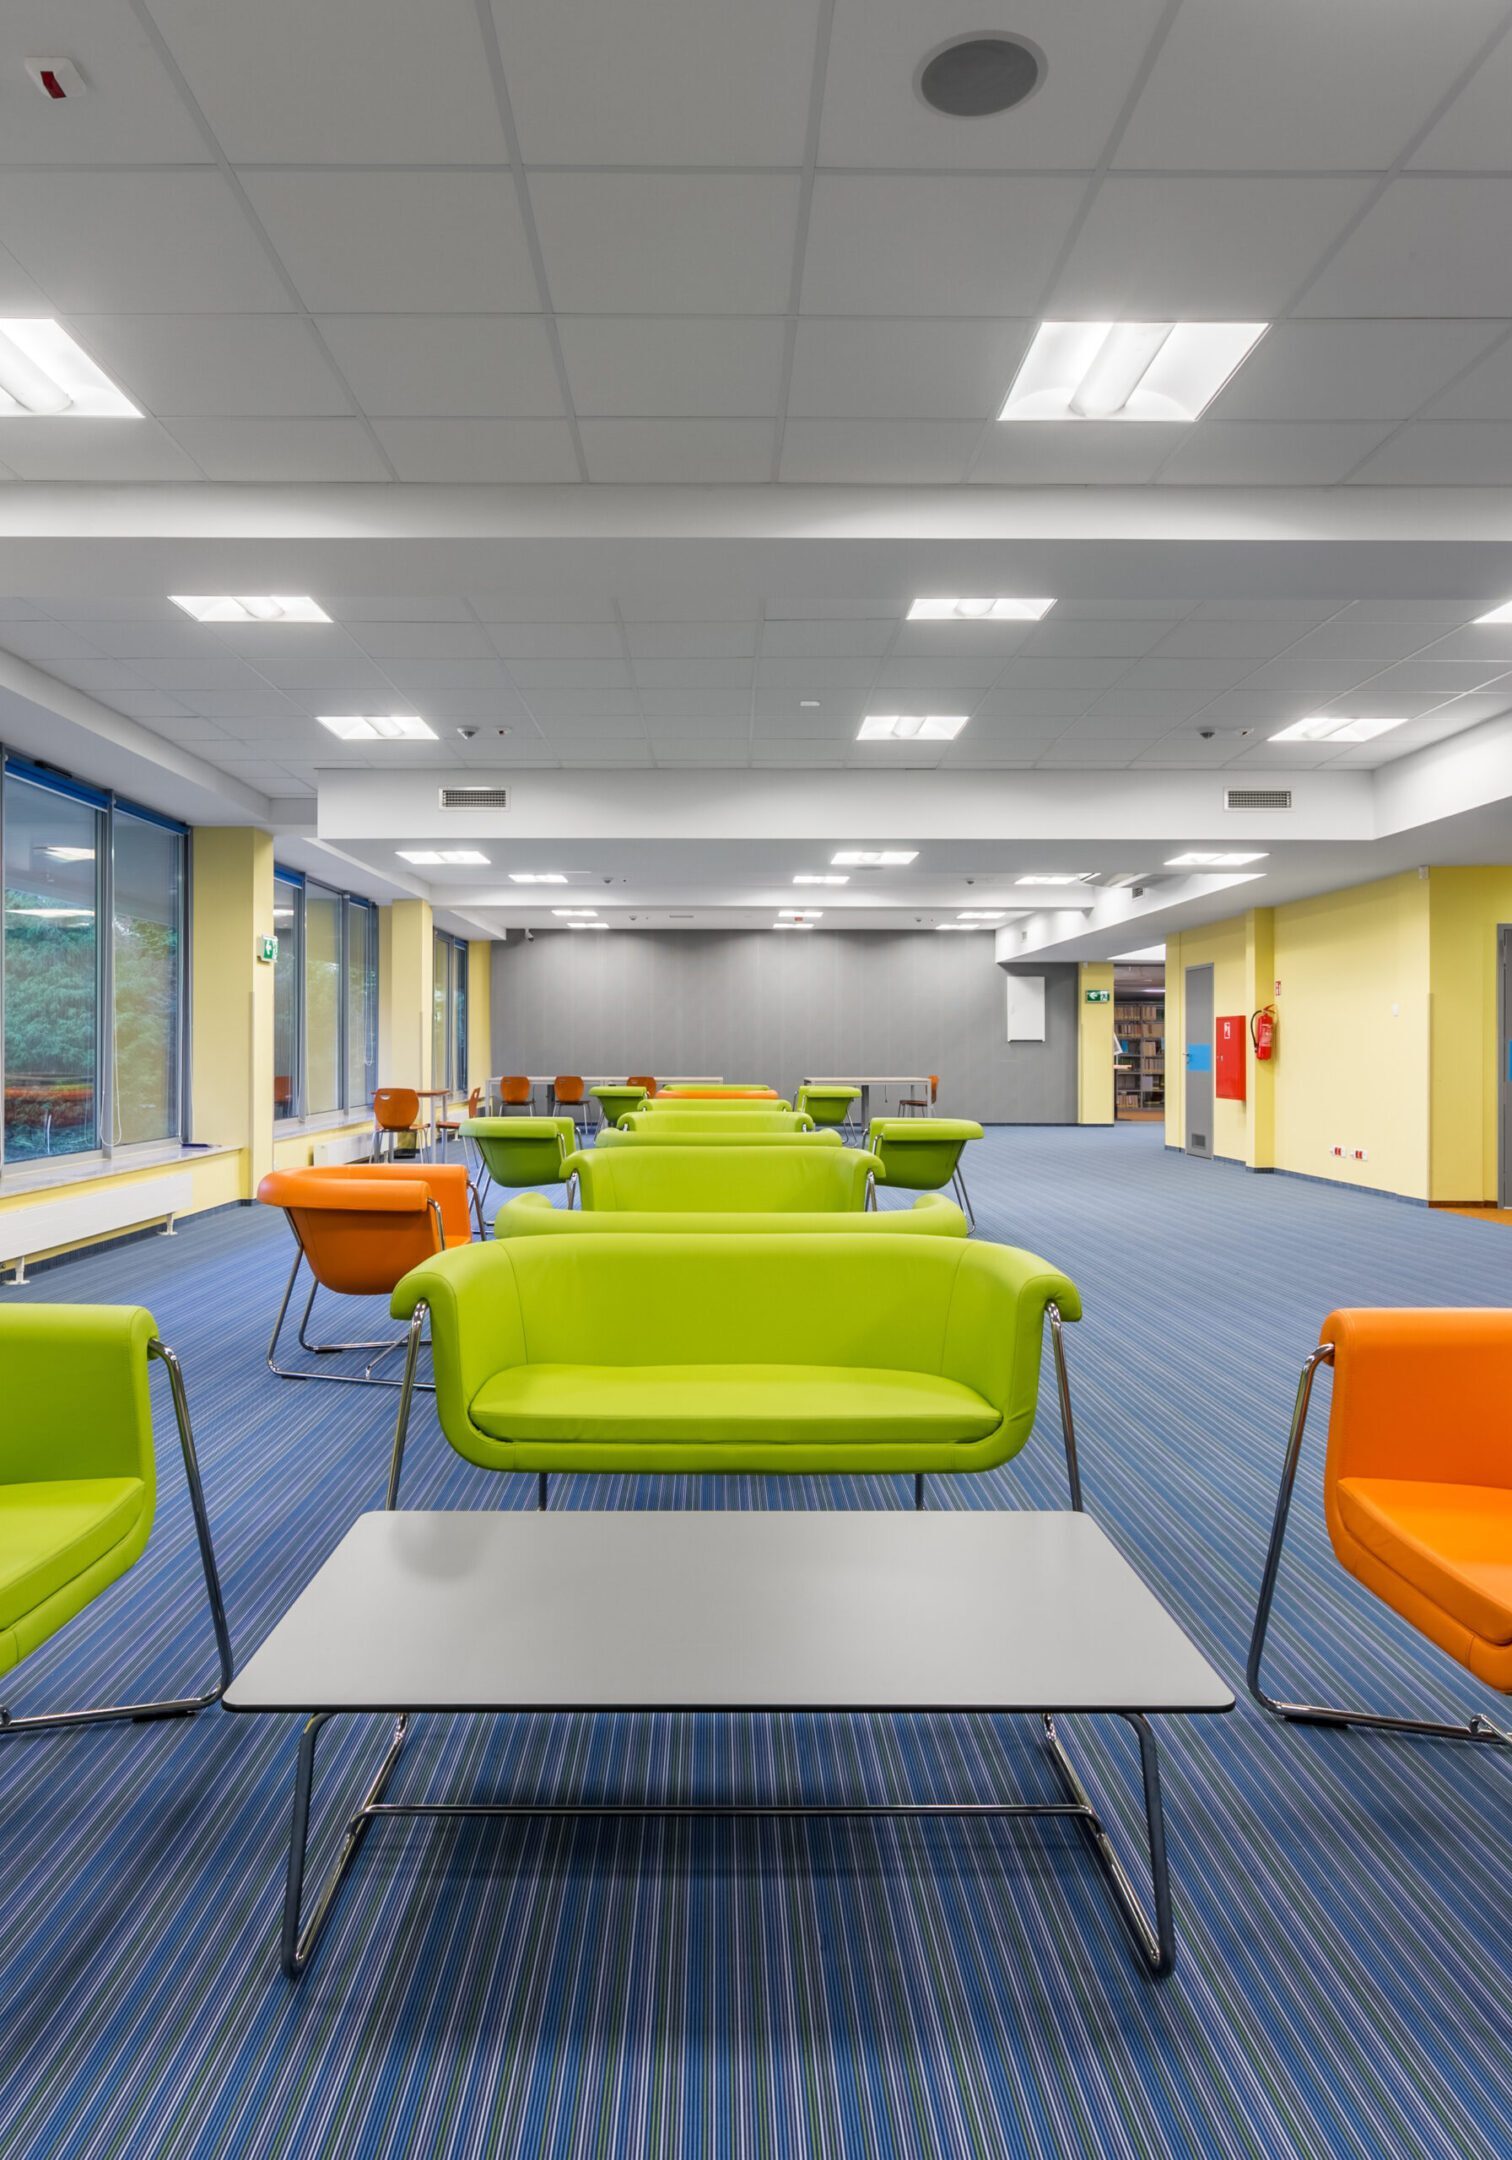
320,714,437,742
794,874,848,885
396,848,490,866
0,320,139,416
509,872,568,885
1015,873,1087,886
1000,321,1267,423
832,849,918,866
907,597,1055,621
552,907,599,917
957,909,1006,919
41,845,95,862
936,922,989,931
1269,714,1410,745
1165,851,1269,868
858,714,968,741
799,699,821,708
1473,600,1512,624
773,920,814,930
568,922,608,931
172,594,330,624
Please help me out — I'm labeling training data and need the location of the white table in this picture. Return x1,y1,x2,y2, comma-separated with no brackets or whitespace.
227,1509,1232,1981
803,1075,931,1124
491,1075,725,1114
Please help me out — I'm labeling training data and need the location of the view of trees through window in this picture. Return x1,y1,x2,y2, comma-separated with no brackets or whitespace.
3,776,102,1162
112,811,182,1146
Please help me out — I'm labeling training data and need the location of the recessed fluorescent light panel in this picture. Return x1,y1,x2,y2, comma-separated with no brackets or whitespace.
957,910,1006,919
569,922,608,930
319,714,436,741
552,907,598,917
794,874,848,886
171,595,330,624
397,848,489,866
773,921,814,930
936,922,989,931
1473,600,1512,624
779,909,822,919
1269,714,1410,745
0,321,139,416
832,850,918,866
1015,874,1087,886
508,873,568,885
1000,321,1267,423
858,714,969,742
1165,851,1269,868
907,597,1055,621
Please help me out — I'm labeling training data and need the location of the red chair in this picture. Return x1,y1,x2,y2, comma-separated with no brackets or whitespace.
550,1073,589,1142
256,1163,477,1389
627,1075,658,1098
498,1075,534,1115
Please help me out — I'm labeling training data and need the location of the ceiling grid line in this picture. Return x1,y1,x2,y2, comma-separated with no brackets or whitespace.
769,0,838,483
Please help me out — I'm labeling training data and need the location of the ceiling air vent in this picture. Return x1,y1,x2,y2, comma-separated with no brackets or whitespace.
1225,787,1291,811
439,785,508,810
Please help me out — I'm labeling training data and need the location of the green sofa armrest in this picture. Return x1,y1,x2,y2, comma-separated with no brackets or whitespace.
0,1304,159,1493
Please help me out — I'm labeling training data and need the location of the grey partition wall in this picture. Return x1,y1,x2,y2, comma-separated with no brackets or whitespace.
491,932,1078,1124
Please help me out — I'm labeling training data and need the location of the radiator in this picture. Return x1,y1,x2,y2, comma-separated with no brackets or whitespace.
311,1129,374,1166
0,1169,194,1284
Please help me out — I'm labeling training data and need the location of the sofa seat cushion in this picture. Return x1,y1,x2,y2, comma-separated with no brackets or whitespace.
469,1363,1001,1446
0,1477,148,1633
1334,1477,1512,1646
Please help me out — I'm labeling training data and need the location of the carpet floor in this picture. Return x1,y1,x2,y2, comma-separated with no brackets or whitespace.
1,1125,1510,2160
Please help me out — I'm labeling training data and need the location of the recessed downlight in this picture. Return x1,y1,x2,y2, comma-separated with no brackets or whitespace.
917,35,1043,117
172,595,329,623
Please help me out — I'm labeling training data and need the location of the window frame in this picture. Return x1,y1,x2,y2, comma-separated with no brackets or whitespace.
275,865,381,1124
431,929,469,1096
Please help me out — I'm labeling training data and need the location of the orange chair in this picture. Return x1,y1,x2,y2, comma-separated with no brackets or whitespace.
550,1073,589,1141
435,1085,482,1154
372,1086,423,1161
1249,1308,1512,1752
627,1075,658,1098
498,1075,534,1115
898,1075,940,1117
257,1164,477,1390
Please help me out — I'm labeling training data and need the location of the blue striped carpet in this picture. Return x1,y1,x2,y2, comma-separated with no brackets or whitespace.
2,1125,1511,2160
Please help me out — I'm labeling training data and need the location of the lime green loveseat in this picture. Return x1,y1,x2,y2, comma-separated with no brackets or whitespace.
387,1233,1082,1508
497,1142,968,1236
595,1124,843,1149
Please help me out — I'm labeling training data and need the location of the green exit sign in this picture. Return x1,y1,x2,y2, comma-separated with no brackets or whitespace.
257,934,279,965
1085,988,1111,1003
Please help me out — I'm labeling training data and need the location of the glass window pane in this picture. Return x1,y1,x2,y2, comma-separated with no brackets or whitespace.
346,901,376,1109
432,931,450,1091
454,941,468,1095
273,876,301,1121
4,776,101,1161
304,882,341,1116
112,813,182,1146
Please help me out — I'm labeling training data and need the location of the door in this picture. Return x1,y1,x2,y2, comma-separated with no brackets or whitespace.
1500,927,1512,1207
1184,962,1214,1159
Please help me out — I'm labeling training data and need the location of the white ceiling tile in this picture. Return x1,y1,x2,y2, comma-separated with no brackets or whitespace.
1189,598,1339,621
800,176,1083,316
62,314,350,419
632,657,753,689
970,423,1185,483
522,691,641,717
0,2,208,162
579,419,773,481
247,651,396,692
381,658,519,689
1233,659,1375,694
372,418,579,481
1412,623,1512,663
507,659,633,689
1410,32,1512,170
496,0,820,164
1298,180,1512,318
778,419,977,481
165,416,389,479
46,656,149,692
754,656,883,689
349,622,495,661
1157,421,1394,485
787,319,1032,420
992,656,1132,691
1280,620,1444,663
641,691,753,720
1207,320,1508,423
106,692,194,721
162,688,304,720
759,618,896,657
467,597,616,623
0,242,48,313
870,657,1000,691
1148,621,1312,660
1081,689,1216,723
0,419,203,481
1353,659,1509,696
819,0,1169,169
0,622,103,664
327,597,475,623
625,623,757,658
890,621,1034,657
1022,620,1168,657
1051,176,1372,317
316,317,564,418
0,170,291,312
1423,332,1512,420
486,624,624,660
1053,599,1194,621
1194,689,1305,725
972,690,1096,721
1114,0,1508,171
1345,421,1512,483
557,317,785,418
148,0,508,162
1112,656,1254,691
531,175,800,314
1336,600,1475,623
243,171,539,312
132,651,278,692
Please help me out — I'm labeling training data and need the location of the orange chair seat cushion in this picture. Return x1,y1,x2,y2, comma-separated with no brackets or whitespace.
1333,1476,1512,1648
257,1163,473,1294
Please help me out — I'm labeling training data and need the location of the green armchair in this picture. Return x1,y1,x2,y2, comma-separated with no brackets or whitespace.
387,1232,1082,1511
795,1083,861,1134
0,1304,231,1733
460,1115,577,1225
587,1084,647,1128
868,1118,985,1229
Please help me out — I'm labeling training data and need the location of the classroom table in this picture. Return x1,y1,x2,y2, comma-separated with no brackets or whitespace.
489,1076,725,1115
227,1508,1232,1983
801,1075,931,1125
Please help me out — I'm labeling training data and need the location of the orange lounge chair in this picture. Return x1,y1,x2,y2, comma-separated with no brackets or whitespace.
1249,1308,1512,1751
256,1163,477,1390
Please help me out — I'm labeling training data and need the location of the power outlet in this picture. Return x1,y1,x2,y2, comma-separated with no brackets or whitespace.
1353,1148,1368,1162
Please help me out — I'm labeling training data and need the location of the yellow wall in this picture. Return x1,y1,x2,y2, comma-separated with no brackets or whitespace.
1077,963,1114,1123
381,899,433,1090
1427,867,1512,1202
270,1119,374,1170
467,939,493,1095
189,826,276,1198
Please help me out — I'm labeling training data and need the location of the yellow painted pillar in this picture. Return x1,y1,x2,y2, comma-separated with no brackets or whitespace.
380,899,434,1089
1078,962,1115,1124
467,940,493,1094
1244,907,1276,1171
190,827,275,1198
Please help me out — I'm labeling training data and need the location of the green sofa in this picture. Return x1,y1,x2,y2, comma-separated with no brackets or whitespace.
596,1125,844,1149
618,1108,812,1134
497,1142,968,1235
387,1233,1081,1501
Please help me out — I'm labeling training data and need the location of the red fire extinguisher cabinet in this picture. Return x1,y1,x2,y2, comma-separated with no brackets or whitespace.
1215,1014,1247,1101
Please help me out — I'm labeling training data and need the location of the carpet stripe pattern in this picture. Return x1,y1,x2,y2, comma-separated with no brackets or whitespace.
1,1125,1510,2158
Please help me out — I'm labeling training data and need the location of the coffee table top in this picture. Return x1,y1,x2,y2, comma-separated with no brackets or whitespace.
227,1511,1232,1717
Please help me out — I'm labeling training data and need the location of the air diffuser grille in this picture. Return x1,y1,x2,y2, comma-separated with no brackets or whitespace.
439,786,509,810
1225,788,1291,810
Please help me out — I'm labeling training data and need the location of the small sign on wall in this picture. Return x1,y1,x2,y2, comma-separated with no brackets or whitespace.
1006,974,1046,1042
257,933,278,964
1085,988,1110,1002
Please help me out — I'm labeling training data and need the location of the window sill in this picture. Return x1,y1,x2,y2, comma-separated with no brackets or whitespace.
0,1141,240,1198
273,1110,374,1139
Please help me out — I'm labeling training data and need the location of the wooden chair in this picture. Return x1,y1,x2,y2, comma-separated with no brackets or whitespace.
436,1085,482,1154
371,1086,423,1162
627,1074,658,1098
497,1075,534,1116
550,1074,589,1143
898,1074,939,1117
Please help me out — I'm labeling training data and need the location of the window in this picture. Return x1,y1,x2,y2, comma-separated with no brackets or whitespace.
1,758,186,1171
274,867,379,1120
432,931,469,1094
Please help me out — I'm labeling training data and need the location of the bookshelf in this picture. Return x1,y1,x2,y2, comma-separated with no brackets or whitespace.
1114,992,1166,1116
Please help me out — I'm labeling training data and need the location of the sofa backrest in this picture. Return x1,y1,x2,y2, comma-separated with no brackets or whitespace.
596,1127,844,1149
569,1142,879,1212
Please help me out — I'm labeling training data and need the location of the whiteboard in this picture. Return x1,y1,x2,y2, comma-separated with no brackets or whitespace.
1005,974,1046,1042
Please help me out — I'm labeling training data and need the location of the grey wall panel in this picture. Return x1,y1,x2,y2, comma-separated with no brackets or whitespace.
490,933,1078,1123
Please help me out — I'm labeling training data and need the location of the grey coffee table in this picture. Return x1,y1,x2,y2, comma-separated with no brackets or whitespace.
226,1510,1232,1982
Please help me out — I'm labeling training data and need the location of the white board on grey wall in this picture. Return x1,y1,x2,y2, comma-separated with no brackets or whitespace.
1005,974,1046,1042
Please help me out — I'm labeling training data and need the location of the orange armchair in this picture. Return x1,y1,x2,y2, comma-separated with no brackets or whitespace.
256,1164,477,1391
1249,1308,1512,1752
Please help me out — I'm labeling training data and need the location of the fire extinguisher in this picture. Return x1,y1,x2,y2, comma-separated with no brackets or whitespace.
1250,1004,1276,1061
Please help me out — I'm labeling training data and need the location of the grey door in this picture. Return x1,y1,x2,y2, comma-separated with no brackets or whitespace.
1500,927,1512,1207
1184,963,1214,1159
